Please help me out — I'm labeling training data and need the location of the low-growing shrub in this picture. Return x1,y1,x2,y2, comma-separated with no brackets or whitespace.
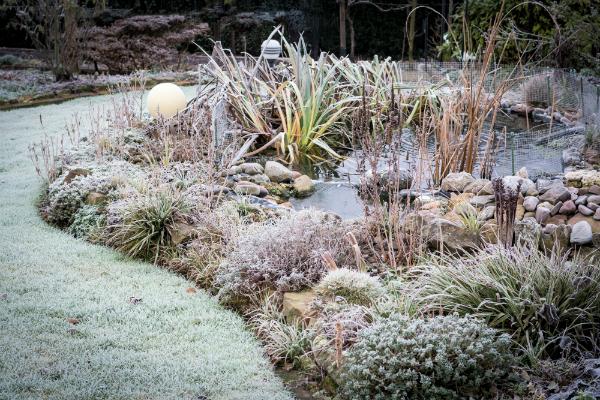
412,245,600,358
339,315,516,400
247,293,312,367
106,188,190,263
315,268,385,306
215,210,359,307
67,205,106,240
523,74,563,108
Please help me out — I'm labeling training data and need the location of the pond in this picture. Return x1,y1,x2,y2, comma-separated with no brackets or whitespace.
291,113,580,219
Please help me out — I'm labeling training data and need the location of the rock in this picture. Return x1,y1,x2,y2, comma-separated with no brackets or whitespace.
510,103,530,115
464,179,493,195
234,181,262,196
239,162,264,175
170,222,197,245
589,185,600,195
282,290,316,320
478,205,495,221
579,205,594,216
265,161,293,183
293,175,315,197
536,207,551,224
567,214,600,233
570,221,593,245
536,179,558,194
517,167,529,179
559,200,577,215
550,201,563,216
542,224,557,235
441,172,475,192
514,217,542,246
523,196,539,212
291,171,302,180
546,215,567,225
424,218,481,251
247,174,270,185
565,170,600,187
594,208,600,221
503,176,534,195
470,195,495,208
539,184,571,204
63,167,91,184
86,192,107,205
524,211,536,219
227,165,242,175
589,203,599,211
588,195,600,205
365,169,413,191
575,195,588,206
541,224,571,250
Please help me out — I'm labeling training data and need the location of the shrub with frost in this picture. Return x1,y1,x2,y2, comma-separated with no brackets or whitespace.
215,210,359,307
67,205,106,240
339,314,516,400
315,268,385,306
43,161,144,227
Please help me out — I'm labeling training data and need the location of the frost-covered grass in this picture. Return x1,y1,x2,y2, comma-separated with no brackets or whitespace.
0,94,292,400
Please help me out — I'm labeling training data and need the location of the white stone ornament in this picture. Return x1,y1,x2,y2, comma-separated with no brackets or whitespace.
147,83,187,119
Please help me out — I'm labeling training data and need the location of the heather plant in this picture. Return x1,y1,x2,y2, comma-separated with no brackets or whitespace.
412,245,600,358
315,268,385,306
215,210,359,307
67,204,105,240
339,314,516,400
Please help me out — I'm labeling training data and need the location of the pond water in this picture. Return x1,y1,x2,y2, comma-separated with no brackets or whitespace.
291,113,578,218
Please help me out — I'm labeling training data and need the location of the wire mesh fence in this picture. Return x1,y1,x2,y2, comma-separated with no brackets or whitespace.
391,61,599,178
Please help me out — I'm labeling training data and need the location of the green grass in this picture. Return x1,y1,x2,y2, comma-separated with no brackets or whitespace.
0,92,292,400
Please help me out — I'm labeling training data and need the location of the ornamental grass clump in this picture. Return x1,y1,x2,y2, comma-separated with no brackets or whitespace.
215,210,358,307
412,245,600,358
315,268,385,306
106,189,190,264
339,315,516,400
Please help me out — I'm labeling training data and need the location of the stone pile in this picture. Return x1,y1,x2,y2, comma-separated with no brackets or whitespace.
220,159,315,207
415,169,600,251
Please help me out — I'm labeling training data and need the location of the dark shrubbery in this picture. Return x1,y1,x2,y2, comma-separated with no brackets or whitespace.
82,15,208,73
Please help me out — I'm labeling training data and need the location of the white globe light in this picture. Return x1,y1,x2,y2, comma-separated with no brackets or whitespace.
261,39,282,60
147,83,187,119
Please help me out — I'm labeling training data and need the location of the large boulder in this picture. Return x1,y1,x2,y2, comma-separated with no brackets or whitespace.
441,172,475,192
265,161,293,183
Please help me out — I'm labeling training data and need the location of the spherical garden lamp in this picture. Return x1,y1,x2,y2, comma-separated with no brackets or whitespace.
261,39,282,66
147,83,187,119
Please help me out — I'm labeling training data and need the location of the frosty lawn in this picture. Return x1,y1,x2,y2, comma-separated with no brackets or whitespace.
0,94,292,400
